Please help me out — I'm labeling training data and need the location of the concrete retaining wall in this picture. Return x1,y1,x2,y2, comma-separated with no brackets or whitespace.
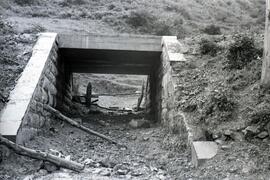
17,33,73,145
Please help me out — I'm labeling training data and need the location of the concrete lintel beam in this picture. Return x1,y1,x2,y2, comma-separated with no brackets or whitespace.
59,34,162,52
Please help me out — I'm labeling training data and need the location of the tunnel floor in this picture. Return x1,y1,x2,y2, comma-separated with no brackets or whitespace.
0,101,191,179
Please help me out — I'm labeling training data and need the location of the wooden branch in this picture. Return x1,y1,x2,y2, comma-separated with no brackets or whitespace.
45,105,127,148
91,99,98,104
0,134,84,172
92,104,132,112
136,81,145,111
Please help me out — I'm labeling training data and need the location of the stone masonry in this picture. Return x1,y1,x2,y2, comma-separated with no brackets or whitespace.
154,37,188,134
16,33,73,145
0,33,72,144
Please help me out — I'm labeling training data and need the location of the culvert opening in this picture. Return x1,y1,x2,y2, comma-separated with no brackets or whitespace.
0,33,187,178
59,34,163,122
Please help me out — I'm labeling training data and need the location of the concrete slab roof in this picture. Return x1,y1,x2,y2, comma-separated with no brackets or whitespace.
58,34,163,75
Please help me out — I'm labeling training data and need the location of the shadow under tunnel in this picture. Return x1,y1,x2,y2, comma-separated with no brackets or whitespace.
58,34,163,122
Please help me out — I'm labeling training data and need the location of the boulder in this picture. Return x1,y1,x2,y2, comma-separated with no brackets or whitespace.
191,141,218,167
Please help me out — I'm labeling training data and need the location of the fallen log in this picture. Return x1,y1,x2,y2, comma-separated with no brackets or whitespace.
45,105,127,148
0,134,84,172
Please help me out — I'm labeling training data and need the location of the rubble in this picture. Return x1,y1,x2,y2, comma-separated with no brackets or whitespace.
243,125,260,139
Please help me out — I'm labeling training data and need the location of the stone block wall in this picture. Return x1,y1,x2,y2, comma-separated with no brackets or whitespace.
146,36,189,141
16,33,72,145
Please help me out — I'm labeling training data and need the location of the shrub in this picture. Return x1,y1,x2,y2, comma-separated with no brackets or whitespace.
126,10,156,28
250,109,270,125
209,90,235,112
199,39,220,56
0,17,13,35
226,35,262,69
126,10,173,35
59,0,86,6
200,89,235,123
226,1,232,6
203,24,221,35
154,23,172,36
14,0,36,6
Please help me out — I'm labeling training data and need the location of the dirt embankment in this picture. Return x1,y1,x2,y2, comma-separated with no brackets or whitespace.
172,33,270,179
0,17,36,111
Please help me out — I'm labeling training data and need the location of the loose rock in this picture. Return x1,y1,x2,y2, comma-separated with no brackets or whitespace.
83,158,96,167
116,169,128,175
243,125,259,139
257,131,268,139
230,132,244,142
99,168,111,176
224,129,233,136
43,162,59,173
129,119,150,129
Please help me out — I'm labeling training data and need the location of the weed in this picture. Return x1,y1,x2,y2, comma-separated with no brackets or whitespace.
23,24,46,34
14,0,37,6
59,0,86,6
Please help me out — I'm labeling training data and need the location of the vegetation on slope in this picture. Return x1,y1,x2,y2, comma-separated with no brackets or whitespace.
178,33,266,139
0,0,266,38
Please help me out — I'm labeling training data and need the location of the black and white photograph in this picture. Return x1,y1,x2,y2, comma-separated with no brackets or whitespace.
0,0,269,179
